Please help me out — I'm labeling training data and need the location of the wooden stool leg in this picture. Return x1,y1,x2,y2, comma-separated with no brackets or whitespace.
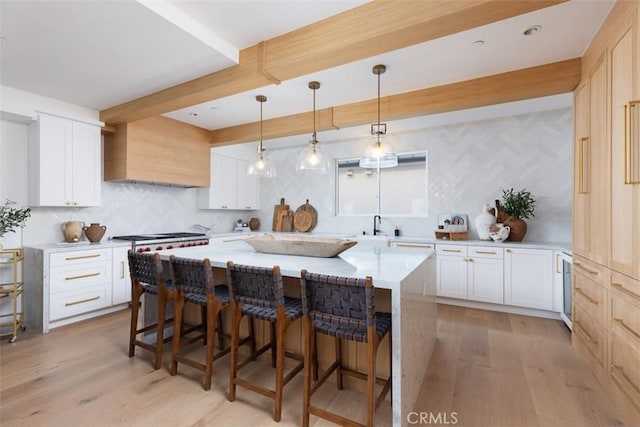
203,303,217,391
170,291,185,376
273,318,288,422
248,317,256,355
302,317,313,427
270,322,277,368
366,339,376,427
312,330,318,381
217,311,225,350
201,305,207,345
155,290,168,370
129,285,142,357
228,303,242,402
335,337,343,390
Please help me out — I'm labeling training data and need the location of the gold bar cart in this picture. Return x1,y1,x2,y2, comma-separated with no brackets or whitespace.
0,248,25,343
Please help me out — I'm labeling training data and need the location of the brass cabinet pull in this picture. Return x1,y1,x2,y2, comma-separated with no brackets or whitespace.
613,318,640,341
442,249,462,253
468,258,474,262
505,249,512,253
624,101,640,184
575,287,599,305
475,250,497,255
395,243,433,249
463,258,468,262
65,254,101,261
120,261,125,279
65,296,100,306
574,320,598,344
578,136,590,193
555,253,561,274
65,272,100,281
612,282,640,300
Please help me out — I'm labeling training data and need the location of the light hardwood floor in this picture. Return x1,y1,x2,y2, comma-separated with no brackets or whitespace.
0,304,634,427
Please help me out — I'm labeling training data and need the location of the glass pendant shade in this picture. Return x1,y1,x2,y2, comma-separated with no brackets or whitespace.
247,149,276,177
296,81,330,173
247,94,276,178
360,64,398,169
296,136,330,173
359,136,398,168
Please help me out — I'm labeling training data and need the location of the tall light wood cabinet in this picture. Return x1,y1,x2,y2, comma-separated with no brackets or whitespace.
573,1,640,421
610,11,640,281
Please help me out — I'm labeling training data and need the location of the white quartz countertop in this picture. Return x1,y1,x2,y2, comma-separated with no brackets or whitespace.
391,236,572,253
158,240,433,290
25,239,132,252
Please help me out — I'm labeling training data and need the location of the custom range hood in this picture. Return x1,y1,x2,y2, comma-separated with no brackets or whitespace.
104,116,210,187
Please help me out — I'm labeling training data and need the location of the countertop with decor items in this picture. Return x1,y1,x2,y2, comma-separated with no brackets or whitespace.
390,236,572,254
158,240,436,427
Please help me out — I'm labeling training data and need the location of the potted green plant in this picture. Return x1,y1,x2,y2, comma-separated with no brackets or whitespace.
501,188,535,241
0,199,31,248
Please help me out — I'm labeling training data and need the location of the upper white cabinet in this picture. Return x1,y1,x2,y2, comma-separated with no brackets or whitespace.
199,149,259,210
504,247,553,310
28,113,101,207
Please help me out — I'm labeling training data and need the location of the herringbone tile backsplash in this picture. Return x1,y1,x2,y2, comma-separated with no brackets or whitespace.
1,107,571,246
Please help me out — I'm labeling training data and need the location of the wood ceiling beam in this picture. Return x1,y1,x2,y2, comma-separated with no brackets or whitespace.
209,58,581,146
100,0,567,126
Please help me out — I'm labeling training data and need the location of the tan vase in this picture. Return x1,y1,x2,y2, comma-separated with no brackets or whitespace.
504,216,527,242
61,221,85,243
83,223,107,243
249,218,260,231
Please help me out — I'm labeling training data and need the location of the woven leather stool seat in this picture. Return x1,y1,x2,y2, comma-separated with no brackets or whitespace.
226,262,304,423
127,251,174,370
300,270,392,427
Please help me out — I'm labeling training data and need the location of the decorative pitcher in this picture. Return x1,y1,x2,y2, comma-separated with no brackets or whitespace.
83,223,107,243
474,204,496,240
61,221,85,243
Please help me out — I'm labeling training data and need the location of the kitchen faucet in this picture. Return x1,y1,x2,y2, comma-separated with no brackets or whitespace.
373,215,381,235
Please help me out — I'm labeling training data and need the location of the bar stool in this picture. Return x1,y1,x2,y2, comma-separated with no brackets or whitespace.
127,251,174,370
168,256,233,390
299,270,392,427
226,261,304,422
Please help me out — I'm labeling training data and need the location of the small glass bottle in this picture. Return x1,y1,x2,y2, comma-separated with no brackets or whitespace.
394,225,400,237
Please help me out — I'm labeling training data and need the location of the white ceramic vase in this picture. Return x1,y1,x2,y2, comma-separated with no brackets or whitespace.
474,204,496,240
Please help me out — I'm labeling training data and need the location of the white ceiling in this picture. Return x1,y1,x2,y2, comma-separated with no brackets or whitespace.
0,0,614,131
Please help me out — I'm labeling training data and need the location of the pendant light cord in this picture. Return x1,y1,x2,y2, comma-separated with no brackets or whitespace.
259,99,263,152
377,69,381,143
312,85,317,141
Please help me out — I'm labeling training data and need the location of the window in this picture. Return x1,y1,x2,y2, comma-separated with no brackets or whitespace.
336,151,428,216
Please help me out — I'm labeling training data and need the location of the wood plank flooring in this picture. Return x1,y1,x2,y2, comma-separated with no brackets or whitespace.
0,304,633,426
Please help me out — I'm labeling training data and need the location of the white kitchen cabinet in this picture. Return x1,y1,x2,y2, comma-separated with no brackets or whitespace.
436,245,468,299
112,246,131,305
436,245,503,303
467,247,504,304
28,113,101,207
504,247,553,310
49,248,112,321
199,152,259,210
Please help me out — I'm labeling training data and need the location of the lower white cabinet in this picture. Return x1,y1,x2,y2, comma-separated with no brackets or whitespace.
112,246,132,305
49,248,112,321
436,245,504,304
504,247,553,310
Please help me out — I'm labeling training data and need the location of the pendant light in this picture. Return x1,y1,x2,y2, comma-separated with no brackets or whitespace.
359,64,398,169
247,95,276,177
296,81,330,173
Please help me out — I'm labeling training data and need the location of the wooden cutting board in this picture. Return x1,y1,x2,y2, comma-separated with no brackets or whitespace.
280,210,294,232
294,199,318,232
272,198,288,231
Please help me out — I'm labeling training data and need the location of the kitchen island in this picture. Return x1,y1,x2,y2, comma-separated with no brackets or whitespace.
159,240,437,427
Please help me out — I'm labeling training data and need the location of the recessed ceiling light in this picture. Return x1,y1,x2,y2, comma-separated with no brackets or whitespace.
209,106,218,111
188,112,198,117
523,25,542,36
472,40,485,47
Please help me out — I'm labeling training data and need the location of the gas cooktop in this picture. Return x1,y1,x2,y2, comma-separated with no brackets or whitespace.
112,232,207,241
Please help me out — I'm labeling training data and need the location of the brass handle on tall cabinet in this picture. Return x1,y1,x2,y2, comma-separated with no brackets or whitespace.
578,137,590,193
121,261,125,279
612,282,640,299
624,101,640,184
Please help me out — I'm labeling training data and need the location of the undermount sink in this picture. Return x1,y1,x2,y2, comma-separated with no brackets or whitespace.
353,234,390,247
